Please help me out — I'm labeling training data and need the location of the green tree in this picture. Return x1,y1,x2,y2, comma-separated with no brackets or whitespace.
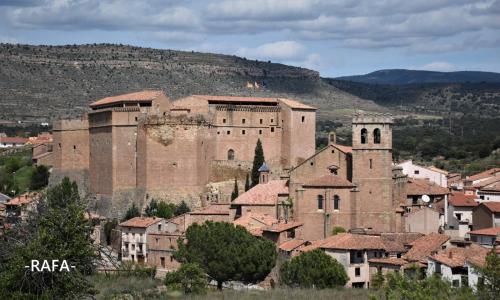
476,249,500,300
280,249,348,289
0,177,99,299
164,263,207,294
103,219,118,245
144,199,158,217
250,139,265,187
29,165,50,191
123,203,140,221
244,173,250,191
332,226,346,236
174,200,190,216
157,201,175,219
231,178,239,201
175,221,276,289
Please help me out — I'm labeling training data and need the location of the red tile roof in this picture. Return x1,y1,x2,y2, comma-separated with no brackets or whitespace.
380,232,424,252
472,176,500,188
303,175,355,188
90,90,163,108
233,213,277,236
449,191,478,207
119,217,163,228
279,239,307,252
332,144,353,154
5,192,39,206
478,202,500,213
478,180,500,192
406,178,450,196
191,95,316,110
263,221,303,233
232,180,288,205
278,98,316,110
469,227,500,236
320,233,386,250
430,244,490,268
0,137,29,144
468,168,500,181
403,233,450,262
297,240,325,252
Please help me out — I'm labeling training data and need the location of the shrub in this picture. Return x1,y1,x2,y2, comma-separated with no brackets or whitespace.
164,263,207,294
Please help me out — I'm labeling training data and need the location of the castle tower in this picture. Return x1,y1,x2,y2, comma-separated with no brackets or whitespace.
351,113,395,232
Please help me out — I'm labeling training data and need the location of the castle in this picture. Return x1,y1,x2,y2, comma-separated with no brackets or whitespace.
51,91,316,217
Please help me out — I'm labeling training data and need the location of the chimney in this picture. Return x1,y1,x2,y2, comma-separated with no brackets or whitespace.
329,132,336,145
258,162,270,184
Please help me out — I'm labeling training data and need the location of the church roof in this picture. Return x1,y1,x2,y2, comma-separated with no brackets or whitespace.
303,175,355,188
232,180,288,205
90,90,163,108
258,162,269,172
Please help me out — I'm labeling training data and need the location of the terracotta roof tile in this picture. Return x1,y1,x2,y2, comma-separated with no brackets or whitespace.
233,213,277,236
406,178,449,196
119,217,163,228
297,240,324,252
303,175,355,188
0,137,29,144
332,144,353,154
469,227,500,236
90,90,163,108
5,192,39,206
403,233,450,262
278,98,316,110
279,239,307,251
473,176,500,189
478,180,500,192
320,233,386,250
232,180,288,205
478,202,500,213
449,191,478,207
192,95,278,104
430,244,489,268
380,232,424,252
467,168,500,181
263,221,303,233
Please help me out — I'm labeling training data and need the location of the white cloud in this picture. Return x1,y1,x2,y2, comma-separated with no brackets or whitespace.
236,40,307,60
420,61,457,72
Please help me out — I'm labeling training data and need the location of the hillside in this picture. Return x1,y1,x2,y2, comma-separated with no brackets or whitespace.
0,43,383,123
335,69,500,85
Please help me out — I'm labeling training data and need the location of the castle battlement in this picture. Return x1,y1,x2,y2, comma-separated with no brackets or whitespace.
352,112,393,124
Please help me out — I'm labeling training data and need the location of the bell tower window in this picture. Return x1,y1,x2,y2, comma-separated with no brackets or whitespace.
373,128,381,144
317,195,324,210
227,149,235,160
333,195,340,210
361,128,368,144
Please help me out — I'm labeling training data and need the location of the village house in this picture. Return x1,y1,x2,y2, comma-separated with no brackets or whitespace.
402,233,450,267
404,206,440,234
427,244,490,288
444,191,478,239
472,202,500,230
147,229,182,271
397,160,448,188
3,192,39,225
447,173,463,190
476,177,500,202
29,133,54,167
467,227,500,247
404,178,449,211
0,136,28,148
119,217,165,264
464,168,500,187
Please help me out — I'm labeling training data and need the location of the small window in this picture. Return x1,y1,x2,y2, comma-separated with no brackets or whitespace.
260,119,263,124
301,116,305,122
242,130,246,135
158,224,162,231
271,118,274,123
361,128,368,144
369,159,372,169
228,149,235,160
414,170,420,175
271,127,275,132
333,195,340,210
73,145,76,150
227,130,231,135
259,130,262,135
242,119,246,124
317,195,324,210
310,161,314,166
217,131,220,135
373,128,381,144
223,118,226,123
355,267,361,277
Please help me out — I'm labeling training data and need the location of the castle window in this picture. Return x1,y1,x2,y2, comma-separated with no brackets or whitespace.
271,119,274,123
317,195,324,210
217,131,220,135
228,149,235,160
227,130,231,135
301,116,305,122
373,128,381,144
135,117,138,121
223,118,226,123
333,195,340,210
271,127,275,133
259,130,262,135
242,119,246,124
242,130,246,135
73,145,76,150
369,159,373,169
414,170,419,175
361,128,368,144
260,119,263,124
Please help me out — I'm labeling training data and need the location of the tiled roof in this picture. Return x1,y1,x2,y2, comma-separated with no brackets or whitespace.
233,213,277,236
380,232,424,252
303,175,355,188
469,227,500,236
192,95,277,104
478,202,500,213
278,98,316,110
28,133,53,144
332,144,353,154
473,176,500,189
0,192,11,203
369,258,409,266
430,244,490,268
427,166,449,175
119,217,163,228
479,180,500,192
5,192,39,206
403,233,449,262
263,221,303,233
0,137,29,144
449,191,478,207
190,204,230,215
297,240,324,252
279,239,307,251
406,178,449,196
232,180,288,205
320,233,386,250
467,168,500,181
90,90,163,107
258,162,270,172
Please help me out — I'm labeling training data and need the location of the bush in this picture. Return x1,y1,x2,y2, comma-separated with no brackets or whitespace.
280,249,348,289
164,263,207,294
331,226,346,235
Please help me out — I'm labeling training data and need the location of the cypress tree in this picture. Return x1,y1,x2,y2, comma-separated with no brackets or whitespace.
244,173,250,191
250,139,265,187
231,178,239,201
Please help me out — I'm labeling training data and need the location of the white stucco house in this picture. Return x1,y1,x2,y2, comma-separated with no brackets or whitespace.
397,160,448,188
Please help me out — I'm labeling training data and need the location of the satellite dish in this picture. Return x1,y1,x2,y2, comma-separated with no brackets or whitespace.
422,195,431,203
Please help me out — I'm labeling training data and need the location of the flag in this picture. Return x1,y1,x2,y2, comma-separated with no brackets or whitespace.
254,81,260,89
246,81,254,89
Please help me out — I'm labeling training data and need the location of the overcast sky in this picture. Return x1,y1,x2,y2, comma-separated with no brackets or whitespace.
1,0,500,77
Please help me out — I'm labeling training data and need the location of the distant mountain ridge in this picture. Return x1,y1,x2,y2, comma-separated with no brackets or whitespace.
335,69,500,85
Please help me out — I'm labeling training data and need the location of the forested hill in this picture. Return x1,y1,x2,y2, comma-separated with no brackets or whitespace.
0,43,382,123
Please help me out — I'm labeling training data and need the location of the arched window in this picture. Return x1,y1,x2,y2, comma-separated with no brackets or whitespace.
361,128,368,144
317,195,324,210
333,195,340,210
373,128,381,144
227,149,235,160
